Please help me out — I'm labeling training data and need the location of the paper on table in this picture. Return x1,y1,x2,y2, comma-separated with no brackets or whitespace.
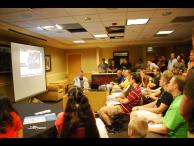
23,113,57,125
44,113,57,121
23,115,46,125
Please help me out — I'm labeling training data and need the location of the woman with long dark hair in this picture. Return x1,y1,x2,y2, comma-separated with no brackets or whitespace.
0,96,23,138
55,86,100,138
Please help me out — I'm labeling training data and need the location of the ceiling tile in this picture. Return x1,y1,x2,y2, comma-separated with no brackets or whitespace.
0,10,44,23
72,32,93,38
96,8,127,14
49,16,77,24
179,8,194,16
26,19,54,27
0,8,30,15
31,8,69,18
81,22,105,32
127,8,157,12
73,14,101,23
89,30,107,35
99,12,127,21
151,8,183,18
64,8,97,16
13,21,34,28
149,16,175,24
127,11,154,19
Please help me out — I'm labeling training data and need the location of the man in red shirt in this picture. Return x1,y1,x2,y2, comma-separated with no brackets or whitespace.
99,72,142,133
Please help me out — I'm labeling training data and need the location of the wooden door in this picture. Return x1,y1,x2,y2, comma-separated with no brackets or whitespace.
68,54,81,82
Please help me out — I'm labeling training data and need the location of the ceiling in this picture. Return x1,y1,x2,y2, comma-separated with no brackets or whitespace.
0,8,194,49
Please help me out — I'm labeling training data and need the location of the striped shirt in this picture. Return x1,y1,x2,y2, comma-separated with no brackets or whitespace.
120,85,142,113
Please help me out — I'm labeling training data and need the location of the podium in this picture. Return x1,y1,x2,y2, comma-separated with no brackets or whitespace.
91,73,117,86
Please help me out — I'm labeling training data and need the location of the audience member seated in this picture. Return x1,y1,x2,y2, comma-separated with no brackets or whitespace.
110,69,123,85
180,69,194,138
131,70,174,124
148,76,188,138
38,81,65,101
55,87,100,138
139,68,150,88
128,116,148,138
72,70,89,90
112,69,131,93
98,72,142,133
0,96,23,138
147,68,161,90
98,58,109,73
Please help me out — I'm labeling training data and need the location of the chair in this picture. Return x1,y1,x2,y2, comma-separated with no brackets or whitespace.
111,96,143,132
111,113,130,132
38,82,65,102
62,90,108,112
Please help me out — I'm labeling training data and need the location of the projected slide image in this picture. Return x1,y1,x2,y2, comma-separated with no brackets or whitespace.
20,49,43,77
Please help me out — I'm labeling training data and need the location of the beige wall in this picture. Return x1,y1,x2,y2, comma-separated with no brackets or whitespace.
44,46,67,83
64,48,98,81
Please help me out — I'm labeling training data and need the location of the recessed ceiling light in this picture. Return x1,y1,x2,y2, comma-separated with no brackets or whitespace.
73,40,85,43
94,34,108,38
156,30,174,35
41,25,55,31
36,24,63,31
37,26,43,30
55,24,63,30
127,18,149,25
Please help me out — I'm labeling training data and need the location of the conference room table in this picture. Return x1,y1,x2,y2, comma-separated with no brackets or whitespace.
13,99,62,138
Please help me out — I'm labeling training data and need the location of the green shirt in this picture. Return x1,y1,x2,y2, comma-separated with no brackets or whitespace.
163,95,188,138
